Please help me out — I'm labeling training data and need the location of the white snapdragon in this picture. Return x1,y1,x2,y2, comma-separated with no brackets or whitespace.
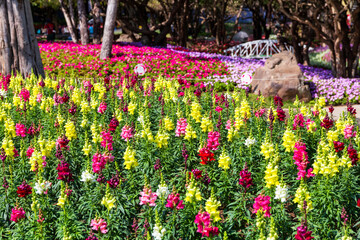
274,183,289,203
80,170,96,183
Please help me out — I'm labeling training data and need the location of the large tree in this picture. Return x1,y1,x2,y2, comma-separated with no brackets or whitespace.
117,0,185,46
0,0,45,77
278,0,360,78
59,0,79,43
100,0,119,59
78,0,89,45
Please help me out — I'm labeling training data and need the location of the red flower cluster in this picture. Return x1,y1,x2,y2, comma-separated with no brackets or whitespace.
274,95,283,107
295,223,314,240
348,144,359,166
56,161,73,182
320,116,333,129
333,141,344,152
17,181,32,198
239,164,253,191
276,105,286,121
108,117,119,132
198,147,215,165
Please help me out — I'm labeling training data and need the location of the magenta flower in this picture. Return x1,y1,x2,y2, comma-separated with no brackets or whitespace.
10,207,26,223
215,106,223,113
92,153,106,174
101,130,113,151
97,102,107,114
207,131,220,151
293,141,314,180
293,114,305,130
194,211,219,237
15,123,27,137
165,193,184,210
19,88,30,102
253,194,271,217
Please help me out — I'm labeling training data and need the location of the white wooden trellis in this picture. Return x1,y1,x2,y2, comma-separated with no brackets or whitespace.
224,40,294,58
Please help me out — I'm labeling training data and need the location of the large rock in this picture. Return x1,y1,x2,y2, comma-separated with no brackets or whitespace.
251,51,312,102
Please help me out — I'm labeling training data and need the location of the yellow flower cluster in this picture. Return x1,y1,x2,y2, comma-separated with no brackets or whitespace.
227,126,238,142
313,141,352,177
29,150,44,172
264,162,279,188
38,138,55,157
65,120,77,140
293,183,312,211
90,122,102,144
282,129,296,152
184,123,197,141
163,116,174,131
123,146,138,170
326,130,338,143
205,195,221,222
260,140,275,160
128,102,136,115
82,140,92,156
154,130,169,148
93,83,106,99
185,179,201,203
218,151,231,170
2,137,15,158
4,119,16,138
101,191,116,211
239,100,251,119
200,116,213,132
141,127,154,142
190,101,202,123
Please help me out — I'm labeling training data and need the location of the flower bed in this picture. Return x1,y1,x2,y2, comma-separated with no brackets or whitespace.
0,74,359,239
39,42,360,105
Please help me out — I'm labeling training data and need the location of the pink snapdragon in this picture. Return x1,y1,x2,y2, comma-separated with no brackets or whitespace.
26,147,34,158
139,186,157,206
253,194,271,217
344,125,356,139
101,130,113,151
293,113,305,130
92,153,106,174
254,108,266,118
97,102,107,114
10,207,26,222
175,118,187,137
194,211,219,237
19,88,30,102
293,141,314,180
215,106,223,113
116,89,123,99
165,193,184,210
121,125,133,141
15,123,27,137
90,218,108,234
207,131,220,150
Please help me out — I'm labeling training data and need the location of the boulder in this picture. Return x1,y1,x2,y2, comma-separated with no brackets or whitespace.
251,51,312,102
116,33,140,43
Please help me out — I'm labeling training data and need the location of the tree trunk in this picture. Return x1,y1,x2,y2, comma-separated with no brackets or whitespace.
78,0,89,45
59,0,79,43
0,0,44,78
100,0,119,60
92,0,101,44
178,0,189,47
